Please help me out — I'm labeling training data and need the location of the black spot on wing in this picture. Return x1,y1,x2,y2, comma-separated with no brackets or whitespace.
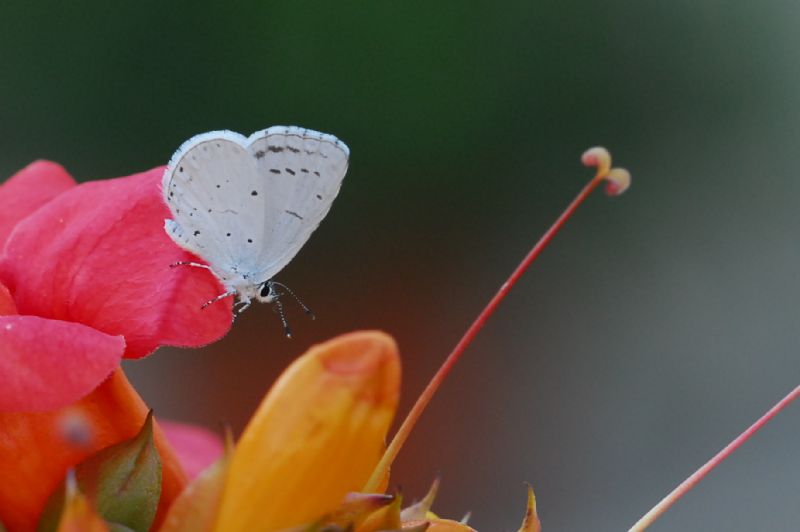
285,168,296,175
255,150,266,159
270,169,281,174
285,210,304,220
268,145,284,153
316,194,322,200
251,190,258,196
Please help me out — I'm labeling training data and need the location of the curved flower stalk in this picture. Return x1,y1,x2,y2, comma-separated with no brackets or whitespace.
363,146,630,493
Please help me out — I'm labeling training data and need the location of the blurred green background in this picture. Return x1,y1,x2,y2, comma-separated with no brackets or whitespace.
3,1,800,529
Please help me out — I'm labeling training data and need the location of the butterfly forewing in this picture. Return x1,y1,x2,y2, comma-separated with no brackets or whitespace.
248,126,349,280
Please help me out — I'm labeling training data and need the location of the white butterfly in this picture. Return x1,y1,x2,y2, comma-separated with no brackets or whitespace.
162,126,349,335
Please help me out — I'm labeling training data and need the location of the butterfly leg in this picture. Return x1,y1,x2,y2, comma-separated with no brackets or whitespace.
234,300,252,314
201,290,237,310
170,261,213,271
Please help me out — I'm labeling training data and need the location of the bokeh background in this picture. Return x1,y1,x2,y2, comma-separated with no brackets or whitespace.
3,1,800,529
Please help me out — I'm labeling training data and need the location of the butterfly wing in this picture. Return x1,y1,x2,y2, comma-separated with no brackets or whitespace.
247,126,349,281
162,127,349,287
162,130,269,285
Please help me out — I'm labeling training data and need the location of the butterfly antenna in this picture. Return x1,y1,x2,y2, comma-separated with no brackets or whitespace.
273,298,293,339
271,281,315,320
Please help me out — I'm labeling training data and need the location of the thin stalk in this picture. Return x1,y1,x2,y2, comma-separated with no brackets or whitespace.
629,383,800,531
363,176,604,492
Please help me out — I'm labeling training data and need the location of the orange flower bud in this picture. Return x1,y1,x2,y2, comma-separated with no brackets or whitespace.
214,331,400,531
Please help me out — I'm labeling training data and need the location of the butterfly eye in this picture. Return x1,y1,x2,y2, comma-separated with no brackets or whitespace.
259,283,272,298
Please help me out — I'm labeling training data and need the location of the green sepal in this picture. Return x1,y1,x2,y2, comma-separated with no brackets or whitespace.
37,411,162,532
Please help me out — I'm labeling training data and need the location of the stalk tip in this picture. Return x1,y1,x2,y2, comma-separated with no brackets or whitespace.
582,146,631,196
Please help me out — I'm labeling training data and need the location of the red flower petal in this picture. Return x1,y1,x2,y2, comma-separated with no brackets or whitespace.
0,315,124,411
160,420,224,480
0,282,16,315
0,161,76,247
1,167,231,358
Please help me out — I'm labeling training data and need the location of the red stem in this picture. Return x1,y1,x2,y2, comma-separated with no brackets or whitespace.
629,383,800,531
363,176,604,492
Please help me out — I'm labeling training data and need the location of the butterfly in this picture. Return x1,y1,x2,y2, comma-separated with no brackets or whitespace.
162,126,349,336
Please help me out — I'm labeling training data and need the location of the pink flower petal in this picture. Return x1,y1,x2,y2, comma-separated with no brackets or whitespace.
0,167,232,359
159,420,224,480
0,283,16,315
0,315,125,411
0,161,76,247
